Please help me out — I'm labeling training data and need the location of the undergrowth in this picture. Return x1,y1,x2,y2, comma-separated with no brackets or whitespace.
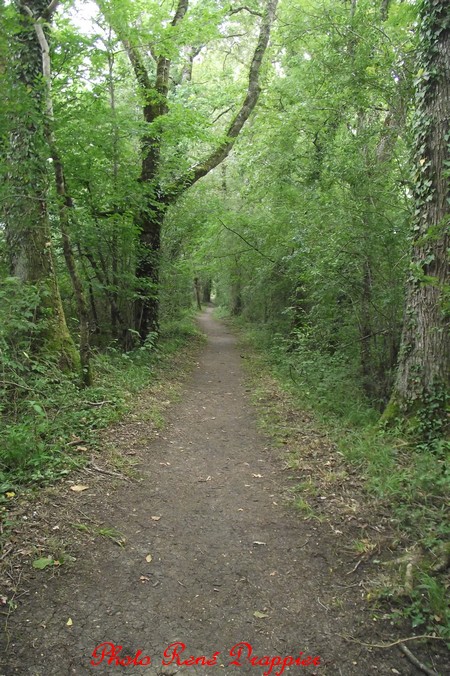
226,312,450,643
0,286,200,495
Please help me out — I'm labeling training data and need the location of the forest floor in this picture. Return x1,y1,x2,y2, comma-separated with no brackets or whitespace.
0,307,447,675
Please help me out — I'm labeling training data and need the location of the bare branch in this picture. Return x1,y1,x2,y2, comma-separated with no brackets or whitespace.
219,219,275,263
211,105,234,125
229,5,263,17
398,644,438,676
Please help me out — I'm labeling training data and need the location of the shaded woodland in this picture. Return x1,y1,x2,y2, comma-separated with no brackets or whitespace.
0,0,448,642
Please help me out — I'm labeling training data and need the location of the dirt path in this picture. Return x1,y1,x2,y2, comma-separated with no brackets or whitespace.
1,309,427,675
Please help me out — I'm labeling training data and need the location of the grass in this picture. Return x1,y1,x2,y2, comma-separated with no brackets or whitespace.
0,314,203,493
226,312,450,642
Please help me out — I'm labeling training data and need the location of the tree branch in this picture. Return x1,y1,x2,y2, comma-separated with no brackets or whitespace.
219,219,275,263
229,5,263,17
171,0,189,26
180,45,202,83
42,0,61,20
398,644,438,676
168,0,278,199
152,0,189,110
121,38,152,95
211,105,234,124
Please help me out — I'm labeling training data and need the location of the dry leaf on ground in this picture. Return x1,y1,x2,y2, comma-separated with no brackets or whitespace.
70,485,89,493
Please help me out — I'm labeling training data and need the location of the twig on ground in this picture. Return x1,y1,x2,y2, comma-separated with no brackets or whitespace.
335,581,361,588
75,508,100,525
0,546,13,562
89,458,130,481
346,558,362,575
317,597,329,611
338,634,444,649
399,643,438,676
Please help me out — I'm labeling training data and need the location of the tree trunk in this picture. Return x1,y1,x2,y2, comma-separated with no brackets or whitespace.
360,258,375,400
386,1,449,428
3,0,77,370
194,277,202,311
231,262,243,316
134,209,165,340
115,0,278,341
202,279,212,304
107,38,121,340
29,7,92,386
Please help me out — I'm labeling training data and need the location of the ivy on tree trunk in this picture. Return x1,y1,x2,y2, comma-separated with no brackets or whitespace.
3,0,78,371
386,0,449,430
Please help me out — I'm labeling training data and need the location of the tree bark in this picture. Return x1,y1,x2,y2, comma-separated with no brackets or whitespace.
3,0,78,370
28,5,92,385
386,1,449,428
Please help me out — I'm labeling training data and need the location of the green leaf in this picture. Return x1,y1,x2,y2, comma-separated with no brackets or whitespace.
32,557,54,570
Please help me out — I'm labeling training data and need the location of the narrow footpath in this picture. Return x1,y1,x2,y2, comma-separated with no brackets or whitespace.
1,309,425,675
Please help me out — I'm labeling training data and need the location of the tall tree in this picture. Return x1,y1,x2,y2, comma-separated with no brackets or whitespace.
102,0,279,340
25,0,92,385
387,0,449,426
2,0,78,369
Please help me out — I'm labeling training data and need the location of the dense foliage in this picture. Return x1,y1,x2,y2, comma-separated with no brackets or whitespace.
0,0,448,640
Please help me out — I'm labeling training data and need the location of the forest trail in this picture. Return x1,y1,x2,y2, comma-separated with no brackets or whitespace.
1,309,422,675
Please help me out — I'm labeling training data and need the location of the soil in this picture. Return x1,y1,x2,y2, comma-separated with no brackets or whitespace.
0,308,447,675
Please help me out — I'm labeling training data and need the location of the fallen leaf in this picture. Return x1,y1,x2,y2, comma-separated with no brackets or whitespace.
151,516,161,521
70,485,89,493
145,554,153,563
76,446,87,452
253,611,268,619
5,491,15,499
66,618,73,627
32,557,54,570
